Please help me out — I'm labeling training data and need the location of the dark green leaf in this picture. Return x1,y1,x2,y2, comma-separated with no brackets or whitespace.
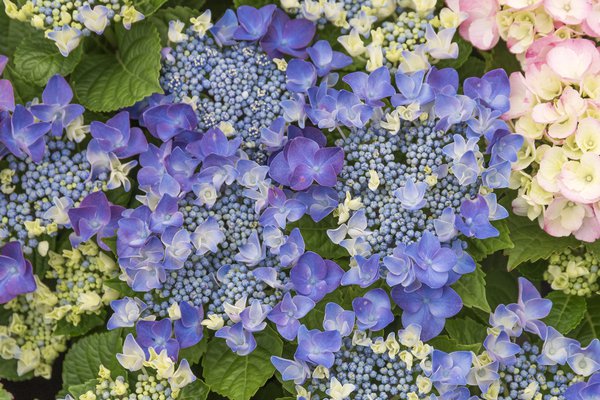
571,295,600,345
234,0,274,7
288,215,350,260
481,40,520,75
14,32,83,86
54,311,107,337
445,317,486,350
453,264,491,313
62,329,126,388
72,21,162,112
178,379,210,400
428,335,481,353
504,213,579,270
180,338,207,365
133,0,168,16
0,359,34,381
483,256,518,309
202,327,283,400
464,220,514,262
544,292,587,335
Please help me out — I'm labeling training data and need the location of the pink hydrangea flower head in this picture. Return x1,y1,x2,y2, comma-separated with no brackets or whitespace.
543,0,591,25
448,0,500,50
545,38,600,82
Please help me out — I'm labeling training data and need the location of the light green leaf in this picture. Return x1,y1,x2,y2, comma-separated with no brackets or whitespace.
453,264,491,313
202,327,283,400
569,295,600,345
288,215,350,260
177,379,210,400
464,220,514,261
544,292,586,335
133,0,168,16
62,329,126,388
54,310,106,337
72,22,162,112
504,213,579,270
0,385,13,400
445,317,486,350
67,379,100,398
428,335,481,353
14,32,83,86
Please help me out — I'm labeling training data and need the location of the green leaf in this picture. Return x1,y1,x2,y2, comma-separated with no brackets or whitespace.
428,335,481,353
301,290,345,330
133,0,168,16
504,213,579,270
62,329,126,388
0,386,13,400
0,8,37,56
457,57,485,81
14,32,83,86
571,296,600,345
0,359,34,381
481,40,520,75
67,379,100,398
544,292,586,335
103,275,137,297
101,237,119,257
436,36,472,70
445,317,486,350
484,259,518,309
288,215,350,260
452,264,491,313
54,310,107,337
180,339,207,365
585,241,600,259
234,0,274,7
72,22,162,112
202,327,283,400
150,6,198,44
178,379,210,400
3,64,43,104
464,220,514,261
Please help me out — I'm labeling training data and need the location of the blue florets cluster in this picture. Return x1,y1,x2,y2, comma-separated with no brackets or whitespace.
336,119,479,253
161,33,288,159
307,337,425,400
497,342,578,400
0,139,106,254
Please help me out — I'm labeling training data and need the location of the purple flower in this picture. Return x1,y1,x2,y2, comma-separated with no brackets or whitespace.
483,330,521,365
335,90,374,129
489,304,522,337
68,191,124,250
342,66,395,107
162,228,192,270
565,373,600,400
290,251,343,302
427,67,459,95
286,59,317,93
118,206,152,248
391,70,434,108
268,293,315,340
0,105,51,162
341,254,380,288
392,285,462,341
269,137,344,190
431,350,473,392
260,117,287,151
30,75,84,136
489,129,524,165
305,82,338,130
89,111,148,159
467,359,499,392
455,196,499,239
507,277,551,338
136,319,179,360
234,230,265,266
352,288,394,332
394,178,428,211
433,208,458,243
210,9,238,46
215,322,256,356
323,303,355,337
463,69,510,114
271,356,311,384
191,217,225,256
149,194,183,234
186,127,240,163
451,151,479,186
259,187,306,228
260,9,315,58
296,186,338,222
0,242,36,304
294,325,341,368
174,302,204,348
138,142,181,200
567,340,600,377
119,237,166,292
482,160,512,189
0,56,7,75
142,103,197,142
539,327,578,366
107,297,146,330
434,94,476,131
240,300,271,332
307,40,352,77
383,243,418,290
407,231,457,289
233,5,276,41
279,228,305,267
0,78,15,112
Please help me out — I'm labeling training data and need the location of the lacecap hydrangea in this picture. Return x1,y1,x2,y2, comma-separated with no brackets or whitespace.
272,278,600,400
107,6,356,357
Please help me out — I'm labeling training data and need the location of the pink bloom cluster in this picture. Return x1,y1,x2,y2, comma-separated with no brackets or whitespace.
446,0,600,55
507,37,600,242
